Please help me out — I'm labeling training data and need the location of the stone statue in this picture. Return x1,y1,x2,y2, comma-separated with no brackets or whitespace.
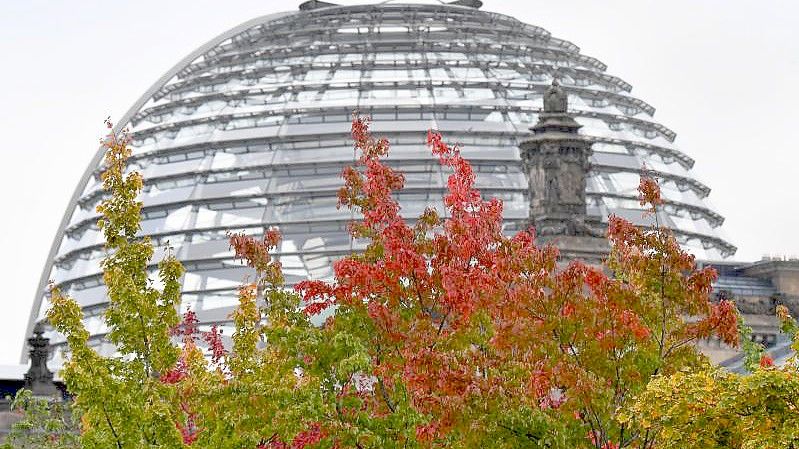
23,321,59,397
546,176,559,203
543,78,568,113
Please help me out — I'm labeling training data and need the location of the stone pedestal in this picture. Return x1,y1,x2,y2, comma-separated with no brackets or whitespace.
538,233,610,265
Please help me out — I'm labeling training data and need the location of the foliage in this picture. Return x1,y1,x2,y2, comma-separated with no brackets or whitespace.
630,306,799,448
293,116,739,448
0,389,78,449
46,121,325,449
46,116,742,448
161,229,325,448
47,120,188,448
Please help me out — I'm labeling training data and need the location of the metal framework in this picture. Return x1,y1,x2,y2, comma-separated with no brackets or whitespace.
26,1,736,362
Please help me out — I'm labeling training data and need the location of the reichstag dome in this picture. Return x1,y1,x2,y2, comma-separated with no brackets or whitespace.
28,0,736,362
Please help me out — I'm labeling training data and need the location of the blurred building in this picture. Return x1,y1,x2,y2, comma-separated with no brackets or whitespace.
702,258,799,370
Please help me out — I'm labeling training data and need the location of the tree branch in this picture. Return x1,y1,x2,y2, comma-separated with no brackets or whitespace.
101,403,123,449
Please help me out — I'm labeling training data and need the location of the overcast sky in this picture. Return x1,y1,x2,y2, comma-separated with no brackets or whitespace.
0,0,797,365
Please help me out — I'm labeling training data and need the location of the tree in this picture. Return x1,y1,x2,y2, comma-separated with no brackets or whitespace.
47,120,188,448
293,116,740,448
47,121,325,448
627,306,799,448
0,389,78,449
47,116,740,448
161,230,327,448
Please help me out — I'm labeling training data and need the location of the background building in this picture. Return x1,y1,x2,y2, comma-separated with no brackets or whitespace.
703,258,799,369
28,0,747,364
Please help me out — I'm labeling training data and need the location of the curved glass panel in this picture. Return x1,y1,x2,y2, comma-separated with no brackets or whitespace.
32,2,736,358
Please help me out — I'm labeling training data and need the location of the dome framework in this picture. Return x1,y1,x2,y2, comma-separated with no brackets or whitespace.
27,1,735,362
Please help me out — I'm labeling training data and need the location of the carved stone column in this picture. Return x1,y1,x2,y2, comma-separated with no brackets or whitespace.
520,79,609,263
23,322,60,398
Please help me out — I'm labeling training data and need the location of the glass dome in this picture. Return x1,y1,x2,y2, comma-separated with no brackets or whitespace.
28,1,735,361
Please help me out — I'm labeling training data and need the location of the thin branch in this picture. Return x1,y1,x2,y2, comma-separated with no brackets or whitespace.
101,404,123,449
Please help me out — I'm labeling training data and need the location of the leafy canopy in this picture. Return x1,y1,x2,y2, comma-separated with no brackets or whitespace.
45,116,742,449
629,305,799,449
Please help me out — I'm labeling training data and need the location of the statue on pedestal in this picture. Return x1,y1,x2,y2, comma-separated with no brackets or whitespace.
543,78,568,113
23,322,60,398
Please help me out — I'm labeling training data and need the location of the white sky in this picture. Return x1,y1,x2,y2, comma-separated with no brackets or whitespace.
0,0,797,364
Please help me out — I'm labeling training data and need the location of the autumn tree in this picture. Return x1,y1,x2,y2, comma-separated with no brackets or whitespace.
293,116,740,448
628,306,799,448
47,120,190,448
46,121,326,449
47,115,742,448
162,229,327,448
